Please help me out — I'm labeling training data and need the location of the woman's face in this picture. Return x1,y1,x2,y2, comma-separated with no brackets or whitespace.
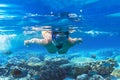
53,32,68,44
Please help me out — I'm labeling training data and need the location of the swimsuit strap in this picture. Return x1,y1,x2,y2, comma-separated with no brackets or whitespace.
52,40,63,50
56,44,63,49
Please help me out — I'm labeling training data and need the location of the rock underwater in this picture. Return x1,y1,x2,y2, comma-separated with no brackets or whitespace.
0,57,118,80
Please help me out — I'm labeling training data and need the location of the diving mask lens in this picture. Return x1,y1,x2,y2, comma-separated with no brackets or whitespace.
53,31,68,43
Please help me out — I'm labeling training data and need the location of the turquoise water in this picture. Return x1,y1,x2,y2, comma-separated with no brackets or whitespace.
0,0,120,79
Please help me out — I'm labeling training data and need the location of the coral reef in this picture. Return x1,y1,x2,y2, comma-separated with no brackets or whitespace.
90,58,116,76
66,58,117,78
76,74,89,80
11,68,28,78
0,57,118,80
111,68,120,78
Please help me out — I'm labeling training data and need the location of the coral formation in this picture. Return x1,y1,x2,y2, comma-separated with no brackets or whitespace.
0,57,117,80
67,58,117,78
111,68,120,78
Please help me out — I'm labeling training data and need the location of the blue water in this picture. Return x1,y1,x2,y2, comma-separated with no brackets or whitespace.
0,0,120,80
0,0,120,63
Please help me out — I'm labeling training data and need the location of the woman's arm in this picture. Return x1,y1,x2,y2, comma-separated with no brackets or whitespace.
69,37,82,45
24,38,47,46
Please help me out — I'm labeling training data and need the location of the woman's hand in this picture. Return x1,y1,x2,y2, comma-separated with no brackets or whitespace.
24,40,30,47
77,38,83,44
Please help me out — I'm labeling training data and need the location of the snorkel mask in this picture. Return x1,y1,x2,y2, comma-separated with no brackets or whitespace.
52,28,69,46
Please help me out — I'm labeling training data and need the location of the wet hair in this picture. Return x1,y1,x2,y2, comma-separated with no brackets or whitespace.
52,27,69,37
